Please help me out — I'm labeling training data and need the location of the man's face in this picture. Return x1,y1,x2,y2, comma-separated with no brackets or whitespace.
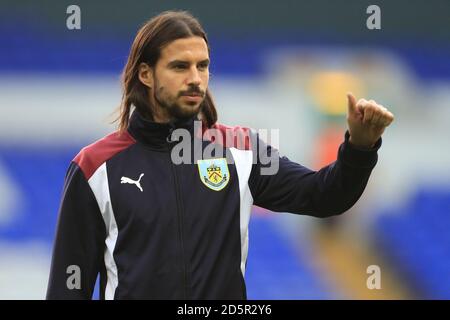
152,36,210,120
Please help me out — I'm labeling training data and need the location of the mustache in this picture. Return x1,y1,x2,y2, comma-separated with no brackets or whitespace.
179,87,205,97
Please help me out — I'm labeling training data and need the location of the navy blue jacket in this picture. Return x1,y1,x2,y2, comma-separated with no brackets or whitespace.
46,109,381,299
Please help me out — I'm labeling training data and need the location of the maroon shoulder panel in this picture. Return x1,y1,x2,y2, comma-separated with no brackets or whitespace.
73,131,136,180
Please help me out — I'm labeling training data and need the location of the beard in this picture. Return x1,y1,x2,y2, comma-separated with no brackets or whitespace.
154,84,205,120
156,95,203,119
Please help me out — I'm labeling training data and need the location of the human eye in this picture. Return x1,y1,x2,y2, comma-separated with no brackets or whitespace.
198,61,209,71
171,62,188,71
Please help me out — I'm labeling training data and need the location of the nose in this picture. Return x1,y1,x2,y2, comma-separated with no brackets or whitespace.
186,66,201,86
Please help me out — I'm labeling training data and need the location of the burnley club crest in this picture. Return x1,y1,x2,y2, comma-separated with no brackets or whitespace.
197,158,230,191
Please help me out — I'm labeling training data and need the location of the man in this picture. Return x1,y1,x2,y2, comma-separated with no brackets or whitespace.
46,11,394,300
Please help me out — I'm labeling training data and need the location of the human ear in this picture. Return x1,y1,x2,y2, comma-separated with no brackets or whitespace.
138,63,154,88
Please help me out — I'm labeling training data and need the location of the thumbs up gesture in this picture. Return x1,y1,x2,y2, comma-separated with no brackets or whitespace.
346,93,395,148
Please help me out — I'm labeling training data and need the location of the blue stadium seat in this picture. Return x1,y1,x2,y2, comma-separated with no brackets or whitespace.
246,215,332,299
376,187,450,299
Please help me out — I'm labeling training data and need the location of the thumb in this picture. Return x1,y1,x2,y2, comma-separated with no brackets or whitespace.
347,92,357,114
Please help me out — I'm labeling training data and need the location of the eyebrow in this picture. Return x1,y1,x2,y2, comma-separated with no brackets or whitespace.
167,59,210,67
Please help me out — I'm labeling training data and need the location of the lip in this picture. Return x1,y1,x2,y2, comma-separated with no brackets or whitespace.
181,94,203,102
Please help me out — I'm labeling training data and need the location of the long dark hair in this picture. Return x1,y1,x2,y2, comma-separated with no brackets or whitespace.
115,10,217,132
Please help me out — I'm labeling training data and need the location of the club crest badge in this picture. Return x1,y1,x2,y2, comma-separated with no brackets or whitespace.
197,158,230,191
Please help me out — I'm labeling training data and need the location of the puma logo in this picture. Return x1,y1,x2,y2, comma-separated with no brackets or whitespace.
120,173,144,192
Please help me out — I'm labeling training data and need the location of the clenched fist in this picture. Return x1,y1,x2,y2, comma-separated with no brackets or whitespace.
346,93,395,148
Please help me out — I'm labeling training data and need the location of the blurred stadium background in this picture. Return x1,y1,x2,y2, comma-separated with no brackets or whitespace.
0,0,449,299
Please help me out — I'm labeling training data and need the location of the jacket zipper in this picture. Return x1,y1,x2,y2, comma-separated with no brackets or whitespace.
167,132,190,299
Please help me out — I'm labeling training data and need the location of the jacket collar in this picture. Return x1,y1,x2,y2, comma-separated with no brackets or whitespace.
127,109,200,150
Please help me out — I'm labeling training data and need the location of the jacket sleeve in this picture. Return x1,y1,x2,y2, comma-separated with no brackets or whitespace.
248,131,381,217
46,161,106,299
